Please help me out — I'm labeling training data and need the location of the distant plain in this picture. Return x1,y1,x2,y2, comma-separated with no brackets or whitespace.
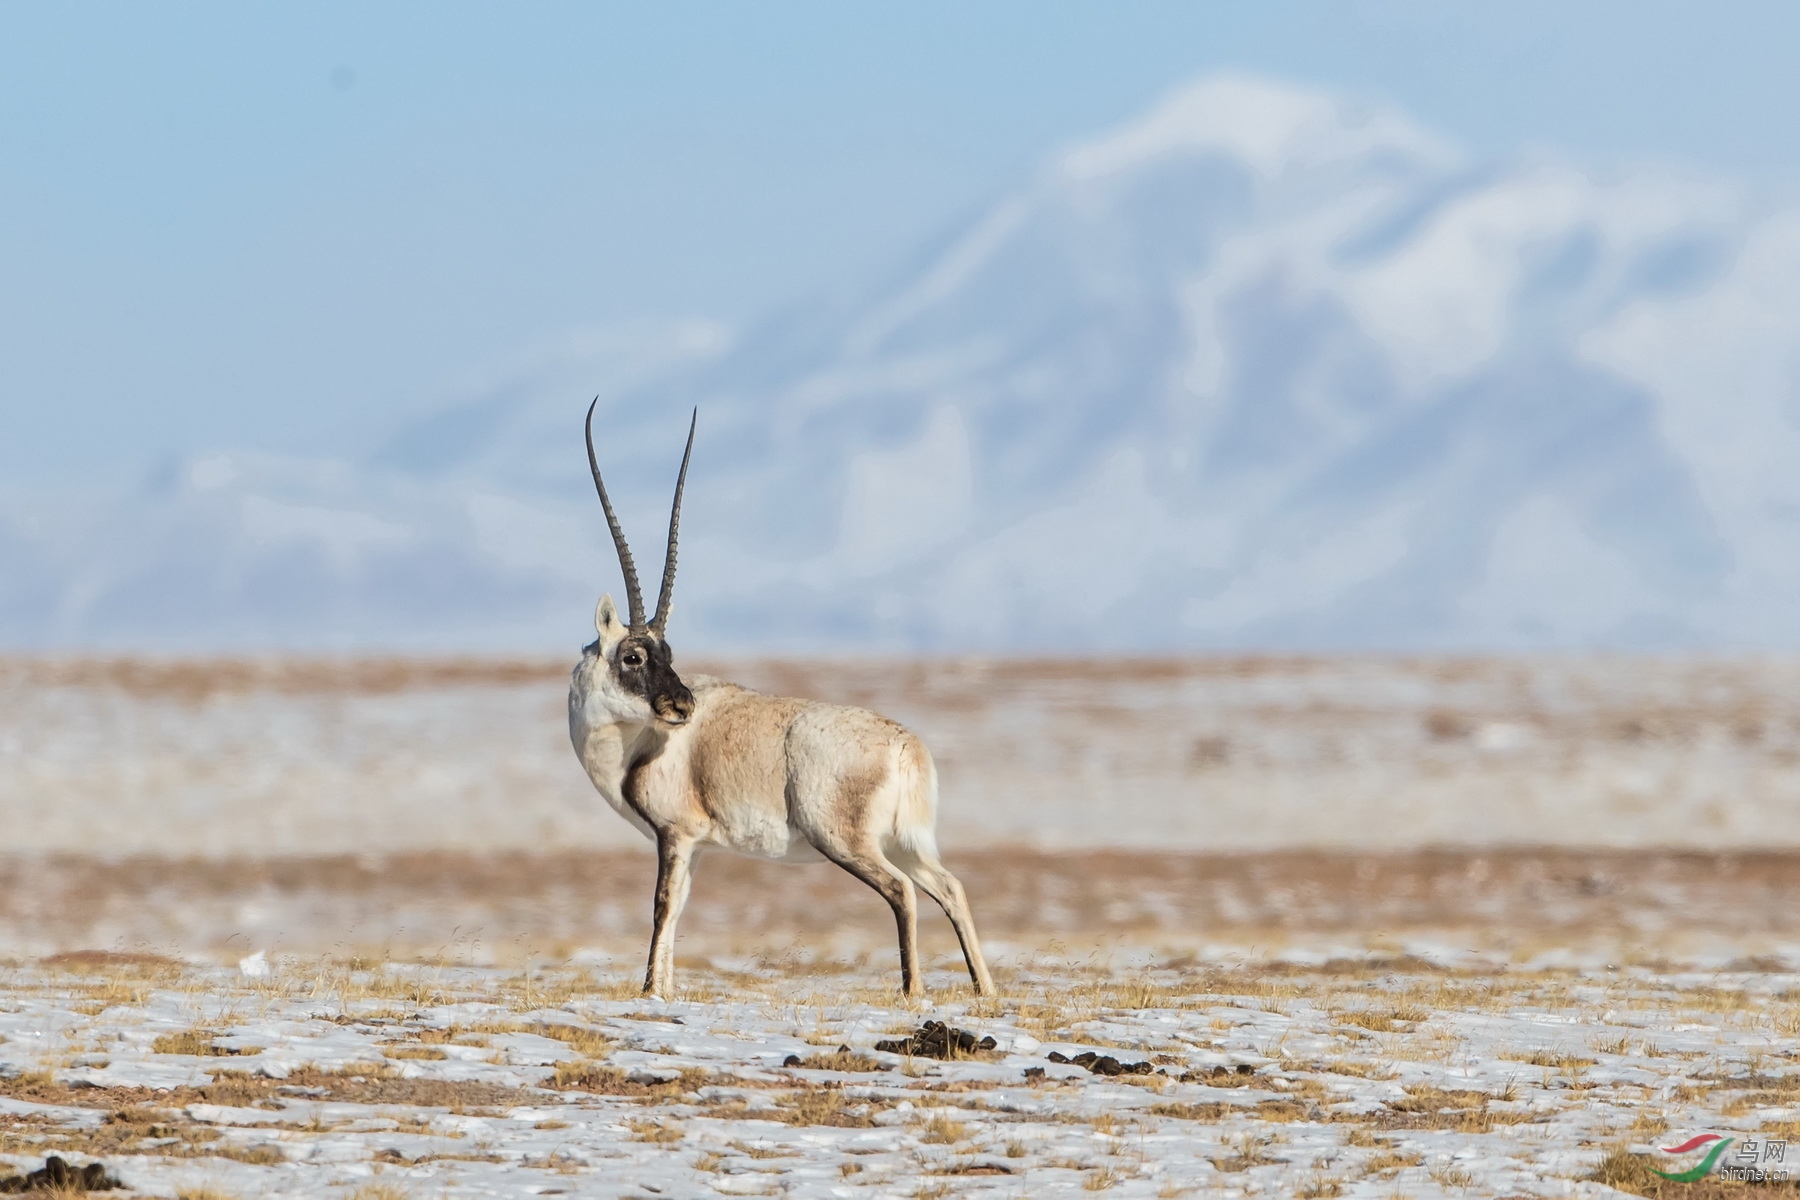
4,654,1800,960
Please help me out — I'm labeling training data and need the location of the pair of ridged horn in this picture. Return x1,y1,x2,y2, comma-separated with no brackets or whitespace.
585,398,695,634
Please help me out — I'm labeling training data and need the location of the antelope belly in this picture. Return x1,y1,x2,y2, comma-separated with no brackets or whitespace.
771,830,827,864
707,814,825,863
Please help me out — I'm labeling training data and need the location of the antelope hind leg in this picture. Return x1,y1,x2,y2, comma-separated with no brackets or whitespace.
821,847,922,996
892,847,996,996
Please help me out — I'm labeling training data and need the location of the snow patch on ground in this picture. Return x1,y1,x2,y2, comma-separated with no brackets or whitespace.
1,946,1796,1197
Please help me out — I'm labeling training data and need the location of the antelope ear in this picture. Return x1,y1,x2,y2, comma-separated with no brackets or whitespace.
594,594,628,642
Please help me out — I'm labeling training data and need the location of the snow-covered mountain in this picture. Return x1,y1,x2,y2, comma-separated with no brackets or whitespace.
11,74,1800,652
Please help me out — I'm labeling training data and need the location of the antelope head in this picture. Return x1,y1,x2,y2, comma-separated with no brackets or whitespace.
580,399,697,729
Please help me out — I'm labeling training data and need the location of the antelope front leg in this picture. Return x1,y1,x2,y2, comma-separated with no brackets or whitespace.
644,834,697,997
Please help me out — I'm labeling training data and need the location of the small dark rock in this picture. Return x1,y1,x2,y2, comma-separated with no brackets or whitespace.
782,1054,802,1067
1023,1066,1046,1079
1042,1048,1152,1076
873,1021,996,1060
1088,1055,1153,1076
0,1156,121,1193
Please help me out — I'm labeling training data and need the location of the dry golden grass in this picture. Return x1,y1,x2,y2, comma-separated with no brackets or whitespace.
1573,1147,1800,1198
1318,1058,1397,1080
343,1184,416,1200
1363,1150,1423,1174
150,1028,239,1056
784,1047,886,1072
627,1117,685,1144
1148,1101,1241,1122
0,1105,298,1170
1250,1098,1310,1122
1363,1085,1543,1133
210,1144,285,1166
774,1089,881,1129
1428,1162,1476,1188
1212,1132,1276,1173
1337,1004,1430,1033
548,1062,709,1097
532,1023,615,1058
0,1062,535,1115
1499,1048,1598,1069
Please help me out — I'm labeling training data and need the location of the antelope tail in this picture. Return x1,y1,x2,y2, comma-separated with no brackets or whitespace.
890,737,941,858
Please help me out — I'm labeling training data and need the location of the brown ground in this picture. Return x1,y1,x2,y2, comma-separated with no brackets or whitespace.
2,847,1796,963
9,654,1800,967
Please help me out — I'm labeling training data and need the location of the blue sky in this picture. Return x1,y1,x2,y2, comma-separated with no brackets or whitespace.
6,1,1800,483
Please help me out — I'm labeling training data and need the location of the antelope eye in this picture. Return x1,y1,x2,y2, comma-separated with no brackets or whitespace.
621,651,644,668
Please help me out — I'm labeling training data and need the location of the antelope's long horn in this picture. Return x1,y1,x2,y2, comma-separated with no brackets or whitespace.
585,396,646,629
650,408,697,634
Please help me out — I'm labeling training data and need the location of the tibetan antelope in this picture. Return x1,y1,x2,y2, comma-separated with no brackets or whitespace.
568,402,995,998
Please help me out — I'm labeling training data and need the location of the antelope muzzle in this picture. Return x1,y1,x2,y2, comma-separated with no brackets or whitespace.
647,659,695,726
